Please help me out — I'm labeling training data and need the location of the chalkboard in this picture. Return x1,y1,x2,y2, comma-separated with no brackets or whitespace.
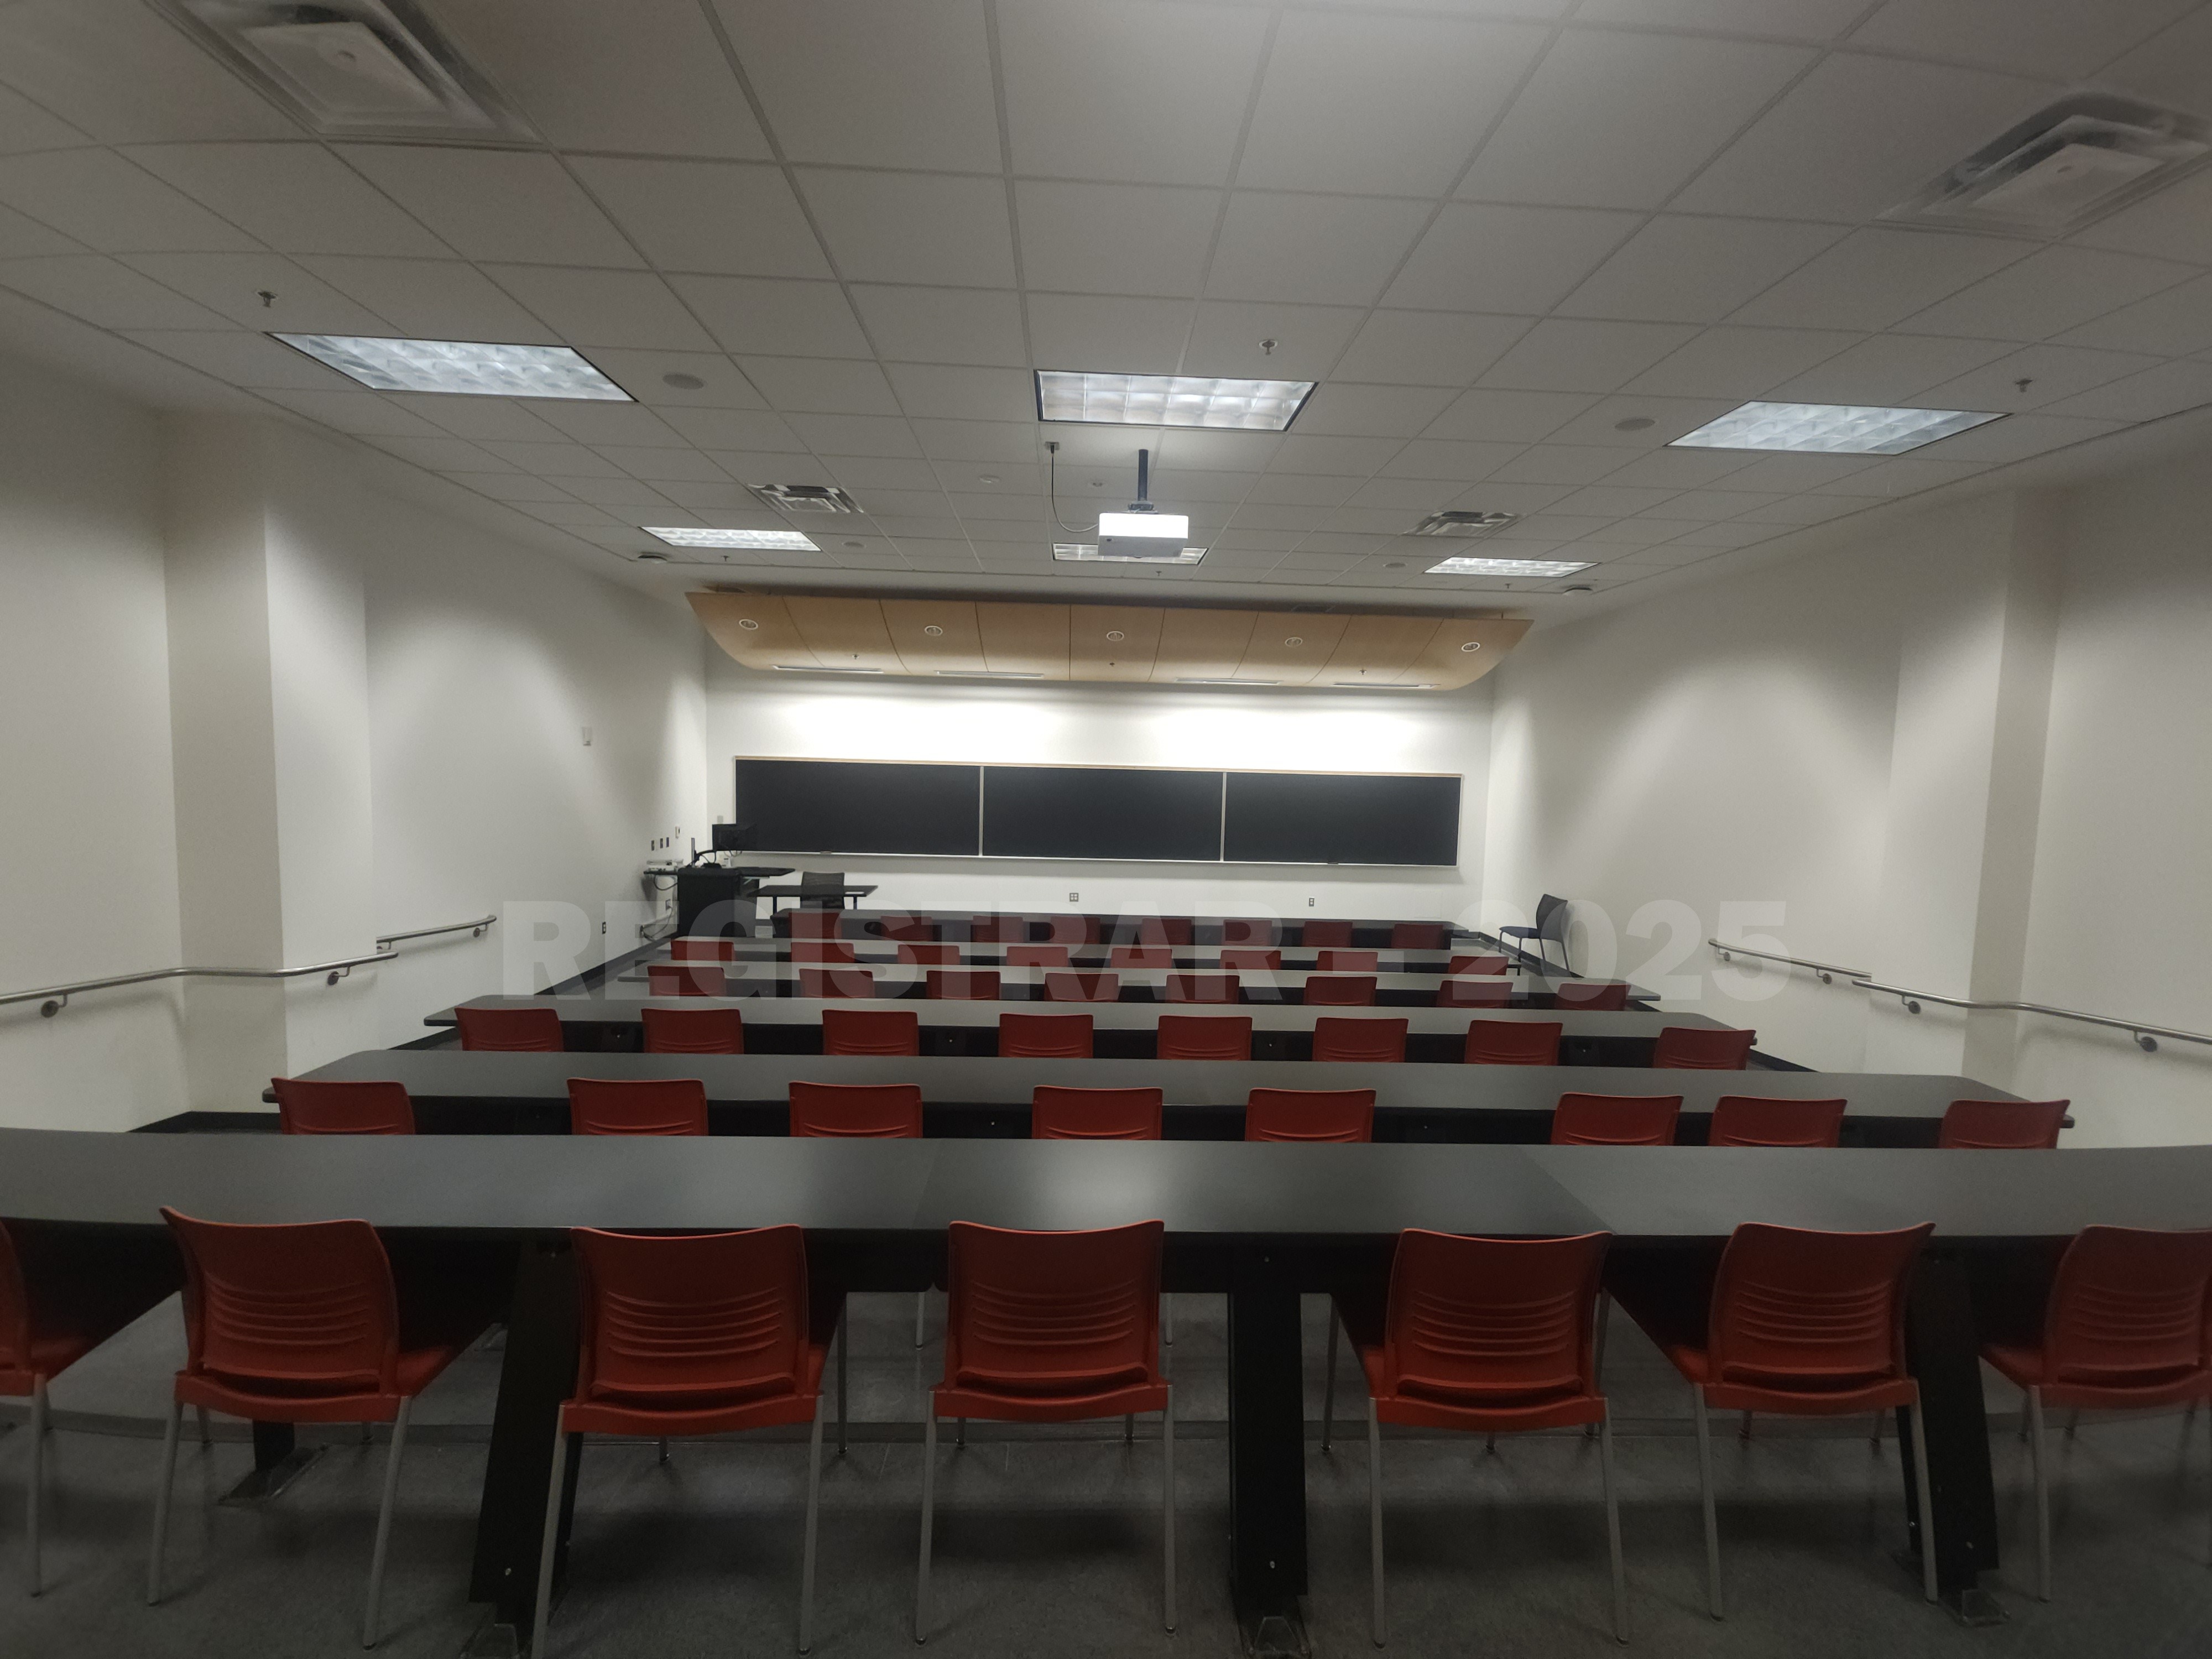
733,759,980,855
982,765,1222,861
1222,771,1459,866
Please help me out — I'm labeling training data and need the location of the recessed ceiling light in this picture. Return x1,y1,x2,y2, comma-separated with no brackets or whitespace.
661,372,705,390
273,334,629,399
1036,371,1314,431
748,483,863,513
1425,557,1595,577
645,526,820,551
1669,401,2002,455
1054,542,1206,565
1409,510,1519,538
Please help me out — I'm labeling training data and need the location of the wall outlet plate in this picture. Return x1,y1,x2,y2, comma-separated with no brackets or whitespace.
1068,891,1079,901
1308,897,1316,906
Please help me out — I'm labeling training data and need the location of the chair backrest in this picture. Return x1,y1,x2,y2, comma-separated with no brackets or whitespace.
1006,944,1071,968
968,914,1024,942
820,1006,920,1056
1156,916,1194,946
456,1005,565,1052
1708,1095,1846,1148
1156,1014,1253,1061
1044,970,1121,1003
899,942,960,965
1302,920,1354,947
927,968,1001,1001
789,910,841,940
1110,945,1172,968
648,962,727,997
1165,972,1240,1003
1390,922,1448,951
1707,1222,1931,1392
0,1222,24,1379
1042,914,1093,945
1554,980,1630,1011
1533,893,1569,938
272,1078,415,1135
788,1081,924,1138
1000,1012,1094,1059
798,869,846,904
1304,973,1377,1007
1551,1092,1681,1146
569,1077,708,1136
671,937,736,962
1316,948,1379,972
2039,1227,2212,1387
1652,1026,1756,1068
163,1208,398,1397
792,940,857,964
1220,947,1281,971
1449,953,1510,977
943,1220,1162,1395
572,1226,809,1407
641,1005,745,1055
1377,1230,1609,1406
1032,1086,1164,1140
1246,1088,1376,1143
1464,1020,1561,1065
1312,1016,1407,1065
799,966,877,1000
1437,977,1511,1008
1939,1098,2069,1150
1220,917,1281,946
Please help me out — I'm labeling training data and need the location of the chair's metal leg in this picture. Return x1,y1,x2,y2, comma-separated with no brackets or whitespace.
657,1438,670,1465
799,1398,825,1653
360,1423,373,1446
1163,1292,1174,1347
1693,1389,1723,1620
2020,1385,2032,1443
362,1399,410,1648
1485,1432,1497,1455
954,1418,964,1451
915,1411,937,1643
1162,1386,1177,1632
1738,1410,1752,1442
195,1406,211,1449
1124,1413,1135,1446
2029,1387,2052,1601
1907,1402,1938,1604
837,1315,849,1457
147,1399,182,1606
1368,1398,1385,1647
915,1291,926,1349
2065,1408,2080,1441
1588,1293,1611,1439
1600,1409,1626,1645
1870,1411,1885,1451
1321,1311,1339,1453
26,1375,47,1595
530,1418,571,1659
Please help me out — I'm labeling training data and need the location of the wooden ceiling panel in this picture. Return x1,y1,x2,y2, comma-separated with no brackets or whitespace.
783,595,904,672
881,598,985,674
977,602,1071,677
1404,615,1533,688
1154,606,1258,681
686,591,816,669
1232,612,1352,685
1319,614,1447,688
1069,606,1165,682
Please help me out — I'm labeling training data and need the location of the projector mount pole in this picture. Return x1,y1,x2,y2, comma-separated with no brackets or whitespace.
1131,447,1154,514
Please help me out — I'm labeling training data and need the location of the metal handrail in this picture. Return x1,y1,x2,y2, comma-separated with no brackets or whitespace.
1851,980,2211,1055
1706,939,1869,985
4,914,498,1019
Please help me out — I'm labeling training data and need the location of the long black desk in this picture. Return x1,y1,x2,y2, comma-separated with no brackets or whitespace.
830,909,1473,949
293,1050,1999,1145
664,942,1477,972
3,1129,2202,1643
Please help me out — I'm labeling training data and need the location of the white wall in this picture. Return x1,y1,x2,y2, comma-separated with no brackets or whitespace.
700,654,1490,926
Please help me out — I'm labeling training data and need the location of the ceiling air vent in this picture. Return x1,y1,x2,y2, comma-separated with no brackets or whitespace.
157,2,529,139
1408,510,1519,538
1888,93,2210,236
748,483,864,514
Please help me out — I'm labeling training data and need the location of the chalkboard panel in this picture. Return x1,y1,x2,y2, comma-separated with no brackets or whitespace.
982,765,1223,862
734,759,980,855
1222,771,1459,866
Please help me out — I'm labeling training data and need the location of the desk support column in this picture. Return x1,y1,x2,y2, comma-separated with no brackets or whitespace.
1901,1253,2004,1624
1227,1249,1307,1652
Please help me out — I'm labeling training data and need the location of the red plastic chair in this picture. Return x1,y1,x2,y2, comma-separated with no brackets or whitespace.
1611,1222,1937,1615
533,1227,841,1655
1464,1020,1561,1065
1221,948,1281,972
1317,949,1379,972
1220,917,1279,946
1552,1093,1681,1146
1006,944,1071,968
3,1221,176,1593
1042,914,1093,945
568,1077,708,1136
821,1007,919,1057
1322,1230,1622,1643
793,940,857,965
1156,917,1196,946
1652,1026,1756,1069
1939,1099,2068,1149
456,1005,564,1052
1438,977,1511,1008
1246,1088,1375,1142
1032,1086,1164,1140
1304,974,1377,1006
272,1077,415,1135
926,968,1001,1001
1312,1016,1407,1065
1112,945,1172,968
1156,1014,1253,1061
641,1005,745,1055
1304,920,1354,947
789,911,841,940
1045,971,1121,1003
671,936,735,962
789,1081,924,1138
1980,1226,2212,1599
968,915,1023,943
648,962,727,997
1449,953,1510,977
1390,922,1448,950
798,966,877,1001
149,1210,498,1644
1708,1095,1846,1147
1000,1013,1093,1059
1164,973,1240,1004
899,942,960,965
1555,981,1631,1011
917,1221,1173,1639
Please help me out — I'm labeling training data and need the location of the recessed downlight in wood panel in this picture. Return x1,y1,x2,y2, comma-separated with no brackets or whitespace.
784,595,903,673
1157,606,1259,680
1404,616,1531,687
880,599,985,674
688,592,818,669
1233,612,1352,684
1322,614,1446,687
1070,606,1164,682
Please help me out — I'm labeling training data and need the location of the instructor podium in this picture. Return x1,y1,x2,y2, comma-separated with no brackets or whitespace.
673,865,790,939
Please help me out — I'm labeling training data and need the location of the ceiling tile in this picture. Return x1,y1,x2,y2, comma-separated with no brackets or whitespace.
797,170,1015,288
1593,447,1757,488
1846,0,2194,81
292,257,558,343
121,143,451,258
1025,293,1190,372
444,473,575,503
1670,54,2056,225
524,403,688,447
1642,487,1780,519
580,350,768,409
1912,413,2124,463
1384,204,1640,313
2038,359,2212,422
1708,453,1877,492
435,0,769,157
1558,216,1845,324
2095,7,2212,120
257,389,446,436
2070,169,2212,267
740,356,904,415
1331,311,1531,387
1806,456,1984,494
0,253,228,328
788,413,924,456
1729,227,2039,331
1424,387,1593,442
843,457,958,493
1488,444,1642,486
1580,517,1691,544
1293,383,1460,438
884,364,1036,421
383,395,567,441
0,202,80,259
1765,332,2016,403
1269,434,1404,477
118,252,390,331
0,82,87,154
1730,492,1889,526
1377,439,1522,480
702,453,840,488
567,158,829,279
1479,319,1701,393
1899,246,2197,340
669,276,873,358
850,285,1029,366
997,0,1269,186
1661,519,1782,547
1207,194,1433,306
599,447,734,483
368,434,515,473
716,0,1001,171
124,329,355,390
1542,394,1738,446
543,473,676,508
477,440,625,477
2056,273,2212,356
1015,181,1219,296
1459,30,1814,210
1237,12,1545,196
656,407,810,450
0,0,295,143
1154,429,1282,471
0,149,255,252
1344,476,1467,510
1183,301,1363,381
1915,344,2166,413
481,266,715,351
1622,326,1862,399
1549,484,1682,517
336,148,641,268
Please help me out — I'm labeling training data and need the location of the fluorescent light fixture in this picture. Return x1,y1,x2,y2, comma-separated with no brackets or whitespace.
1055,542,1206,566
1425,557,1594,578
1036,371,1314,431
936,670,1044,679
1175,677,1280,686
1669,400,2003,454
773,665,881,674
1334,681,1435,690
644,526,819,552
273,334,628,399
1098,511,1190,540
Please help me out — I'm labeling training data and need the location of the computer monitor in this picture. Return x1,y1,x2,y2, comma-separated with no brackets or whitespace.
711,822,752,853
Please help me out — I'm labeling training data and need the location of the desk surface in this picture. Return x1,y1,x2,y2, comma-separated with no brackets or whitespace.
753,883,878,899
617,963,1659,1001
680,943,1477,969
